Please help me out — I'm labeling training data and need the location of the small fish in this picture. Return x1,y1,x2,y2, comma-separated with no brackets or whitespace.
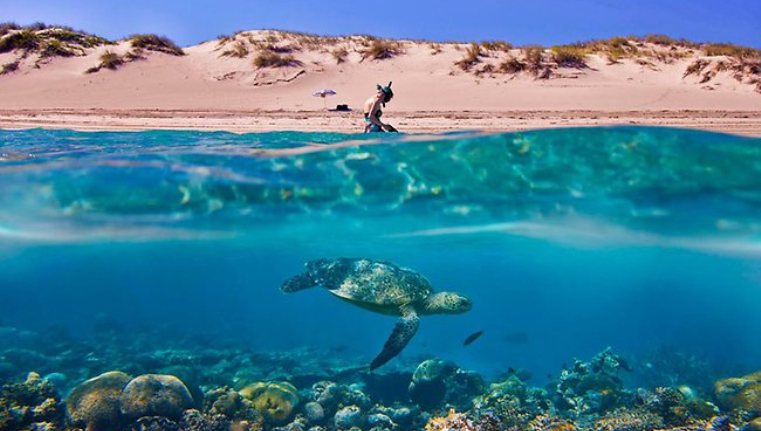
463,330,485,346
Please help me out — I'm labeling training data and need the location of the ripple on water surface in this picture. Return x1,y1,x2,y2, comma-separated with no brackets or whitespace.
0,126,760,252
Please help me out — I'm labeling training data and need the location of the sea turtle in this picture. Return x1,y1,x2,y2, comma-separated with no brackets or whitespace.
281,258,472,370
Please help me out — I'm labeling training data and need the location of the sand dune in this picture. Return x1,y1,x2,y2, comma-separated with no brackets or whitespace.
1,29,759,134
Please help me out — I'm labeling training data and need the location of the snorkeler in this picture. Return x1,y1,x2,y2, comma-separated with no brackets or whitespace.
363,82,398,133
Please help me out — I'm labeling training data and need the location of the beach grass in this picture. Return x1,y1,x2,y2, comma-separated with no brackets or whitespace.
551,45,588,68
523,45,544,69
0,29,41,53
476,63,496,76
643,34,699,48
252,51,301,68
40,39,75,58
702,43,761,59
331,46,349,64
129,34,184,56
0,22,21,38
100,51,124,69
455,43,483,71
360,39,403,60
499,57,526,74
220,41,249,58
85,50,124,73
481,40,512,52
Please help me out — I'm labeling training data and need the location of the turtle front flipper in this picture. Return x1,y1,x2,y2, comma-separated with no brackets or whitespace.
370,306,420,370
281,273,316,293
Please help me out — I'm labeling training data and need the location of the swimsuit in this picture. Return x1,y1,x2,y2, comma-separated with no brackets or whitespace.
364,110,383,133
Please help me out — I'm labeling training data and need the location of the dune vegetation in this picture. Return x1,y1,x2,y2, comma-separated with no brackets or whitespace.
129,34,184,56
0,22,109,57
252,50,301,68
0,25,758,92
359,38,404,61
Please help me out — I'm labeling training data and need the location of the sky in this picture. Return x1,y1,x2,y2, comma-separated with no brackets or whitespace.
4,0,761,48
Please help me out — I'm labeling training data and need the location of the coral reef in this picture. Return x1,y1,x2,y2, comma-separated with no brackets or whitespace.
0,372,64,431
119,374,194,420
472,374,547,428
714,371,761,415
65,370,131,431
528,414,577,431
424,409,475,431
333,405,362,429
408,359,484,410
0,327,757,431
553,348,632,416
239,382,299,424
594,408,664,431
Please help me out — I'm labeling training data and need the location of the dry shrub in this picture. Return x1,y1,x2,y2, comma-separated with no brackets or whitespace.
523,45,544,69
481,40,512,52
429,43,443,55
216,34,233,46
331,46,348,64
361,39,402,60
44,28,108,47
265,44,299,54
600,37,638,62
253,51,301,68
40,39,75,58
296,34,328,51
499,57,525,73
129,34,184,56
86,50,124,73
551,45,587,68
455,43,483,70
99,51,124,69
703,43,760,59
644,34,678,46
475,63,496,76
0,29,41,53
0,22,20,38
0,23,109,54
643,34,698,49
220,41,249,58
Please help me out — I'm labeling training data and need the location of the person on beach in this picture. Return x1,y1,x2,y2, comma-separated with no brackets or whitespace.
363,82,397,133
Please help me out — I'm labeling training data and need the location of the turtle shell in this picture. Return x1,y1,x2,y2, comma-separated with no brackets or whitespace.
309,258,433,308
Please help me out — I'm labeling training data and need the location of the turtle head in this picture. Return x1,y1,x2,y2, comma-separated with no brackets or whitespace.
423,292,472,315
305,258,330,276
304,258,353,285
281,259,328,293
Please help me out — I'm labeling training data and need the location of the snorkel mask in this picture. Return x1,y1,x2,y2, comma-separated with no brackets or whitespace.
377,81,393,106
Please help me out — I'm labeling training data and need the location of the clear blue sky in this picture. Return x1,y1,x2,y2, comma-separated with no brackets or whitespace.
4,0,761,48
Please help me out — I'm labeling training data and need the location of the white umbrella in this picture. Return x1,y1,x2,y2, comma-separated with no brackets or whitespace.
312,88,337,109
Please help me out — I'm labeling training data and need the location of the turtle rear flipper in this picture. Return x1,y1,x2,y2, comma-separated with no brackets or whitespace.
281,273,316,293
370,306,420,370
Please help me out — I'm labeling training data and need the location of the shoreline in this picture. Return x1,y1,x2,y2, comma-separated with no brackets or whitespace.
1,109,761,136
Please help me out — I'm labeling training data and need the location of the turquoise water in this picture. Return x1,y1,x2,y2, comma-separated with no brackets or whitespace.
1,126,760,393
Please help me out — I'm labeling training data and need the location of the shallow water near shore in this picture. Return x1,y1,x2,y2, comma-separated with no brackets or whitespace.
1,126,760,429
